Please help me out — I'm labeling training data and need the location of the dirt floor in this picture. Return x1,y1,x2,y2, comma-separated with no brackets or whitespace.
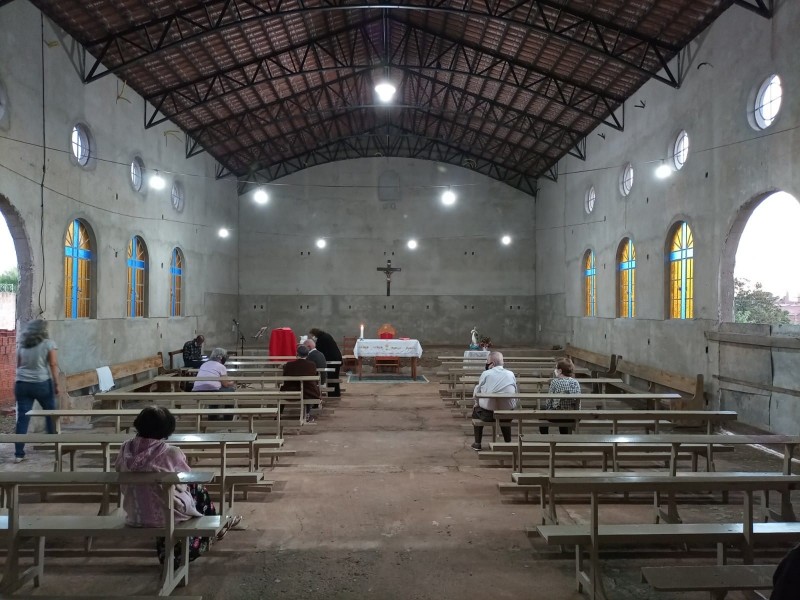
0,358,794,599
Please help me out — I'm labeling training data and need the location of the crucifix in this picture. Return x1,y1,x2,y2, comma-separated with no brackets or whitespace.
376,259,401,296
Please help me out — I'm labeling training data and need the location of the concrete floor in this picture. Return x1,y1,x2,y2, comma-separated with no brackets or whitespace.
1,368,793,599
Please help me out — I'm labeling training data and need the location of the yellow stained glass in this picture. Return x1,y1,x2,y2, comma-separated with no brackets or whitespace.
584,250,596,317
618,239,636,318
64,220,92,319
170,248,183,317
126,236,147,317
669,222,694,319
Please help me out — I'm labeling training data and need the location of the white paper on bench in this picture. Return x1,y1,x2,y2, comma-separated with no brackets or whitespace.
96,366,115,392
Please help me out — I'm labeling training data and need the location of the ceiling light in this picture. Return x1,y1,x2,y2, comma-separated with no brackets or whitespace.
316,238,327,249
655,163,672,179
253,189,269,204
149,172,166,190
375,82,397,103
407,239,418,250
501,235,512,245
441,189,456,206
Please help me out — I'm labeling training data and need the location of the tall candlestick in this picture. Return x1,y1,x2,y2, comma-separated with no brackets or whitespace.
360,324,364,339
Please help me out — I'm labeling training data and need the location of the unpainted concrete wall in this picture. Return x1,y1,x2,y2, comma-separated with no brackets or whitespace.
534,0,800,430
237,158,536,345
0,3,239,373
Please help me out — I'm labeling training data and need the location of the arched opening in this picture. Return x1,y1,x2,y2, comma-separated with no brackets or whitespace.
720,191,800,323
0,194,33,410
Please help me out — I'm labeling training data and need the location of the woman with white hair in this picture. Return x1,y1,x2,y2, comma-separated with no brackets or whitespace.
193,347,235,420
14,319,59,462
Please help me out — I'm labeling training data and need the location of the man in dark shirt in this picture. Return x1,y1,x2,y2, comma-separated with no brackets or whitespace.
309,328,342,397
280,345,321,423
182,335,205,369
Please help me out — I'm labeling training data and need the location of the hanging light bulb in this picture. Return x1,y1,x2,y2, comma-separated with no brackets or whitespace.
375,82,397,103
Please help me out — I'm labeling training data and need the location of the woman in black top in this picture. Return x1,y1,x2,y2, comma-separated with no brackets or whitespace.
309,328,342,397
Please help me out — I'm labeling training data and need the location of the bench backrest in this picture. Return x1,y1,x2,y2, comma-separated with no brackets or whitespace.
565,344,616,373
614,357,703,405
66,353,165,393
167,349,183,370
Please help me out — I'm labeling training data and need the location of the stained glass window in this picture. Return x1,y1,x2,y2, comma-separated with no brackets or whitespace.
126,236,147,317
618,238,636,318
170,248,184,317
584,250,596,317
669,222,694,319
64,219,92,318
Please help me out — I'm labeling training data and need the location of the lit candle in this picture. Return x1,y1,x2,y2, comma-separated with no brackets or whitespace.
360,324,364,339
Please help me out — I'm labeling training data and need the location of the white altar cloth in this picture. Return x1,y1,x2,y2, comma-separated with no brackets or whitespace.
354,339,423,358
463,350,490,361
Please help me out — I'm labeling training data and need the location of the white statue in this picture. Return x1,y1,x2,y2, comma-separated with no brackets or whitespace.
470,327,479,347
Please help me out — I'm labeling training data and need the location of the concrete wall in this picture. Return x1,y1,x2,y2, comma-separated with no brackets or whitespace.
237,158,536,346
0,2,239,373
534,0,800,431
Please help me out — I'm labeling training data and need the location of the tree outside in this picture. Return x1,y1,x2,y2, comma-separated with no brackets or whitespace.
734,278,791,324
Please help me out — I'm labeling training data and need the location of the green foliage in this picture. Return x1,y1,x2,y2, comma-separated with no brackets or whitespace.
734,278,790,325
0,268,18,288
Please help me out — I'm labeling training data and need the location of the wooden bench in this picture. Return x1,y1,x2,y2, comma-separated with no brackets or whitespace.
65,354,166,395
565,344,617,377
0,471,219,596
610,356,705,410
537,474,800,600
641,564,773,599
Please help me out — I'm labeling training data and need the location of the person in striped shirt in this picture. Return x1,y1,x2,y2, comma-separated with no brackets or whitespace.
539,358,582,434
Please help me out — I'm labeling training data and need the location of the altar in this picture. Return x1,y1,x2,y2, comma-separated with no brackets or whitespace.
353,339,423,380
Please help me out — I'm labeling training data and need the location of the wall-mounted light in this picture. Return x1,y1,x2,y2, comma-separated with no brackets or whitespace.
253,189,269,204
501,235,512,245
149,171,166,190
407,239,418,250
441,189,456,206
316,238,327,249
375,82,397,103
218,228,230,238
655,162,672,179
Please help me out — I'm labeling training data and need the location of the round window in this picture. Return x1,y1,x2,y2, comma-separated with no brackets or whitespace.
754,74,782,129
171,182,185,212
130,157,144,192
619,163,634,196
71,124,90,166
585,186,596,214
673,130,689,170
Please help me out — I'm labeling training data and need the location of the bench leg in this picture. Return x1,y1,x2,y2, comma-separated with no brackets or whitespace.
32,536,44,588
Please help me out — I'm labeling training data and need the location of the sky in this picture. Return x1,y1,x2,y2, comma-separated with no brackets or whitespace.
735,191,800,299
0,192,796,297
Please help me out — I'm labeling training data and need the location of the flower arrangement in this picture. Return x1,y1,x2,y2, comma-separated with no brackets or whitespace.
479,336,492,349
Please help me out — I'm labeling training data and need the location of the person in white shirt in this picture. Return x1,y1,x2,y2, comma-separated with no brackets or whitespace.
471,351,518,451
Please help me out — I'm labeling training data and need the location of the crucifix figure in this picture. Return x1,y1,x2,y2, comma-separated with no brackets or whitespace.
377,259,401,296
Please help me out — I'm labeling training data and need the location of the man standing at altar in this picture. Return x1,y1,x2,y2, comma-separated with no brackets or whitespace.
470,351,518,451
309,328,343,397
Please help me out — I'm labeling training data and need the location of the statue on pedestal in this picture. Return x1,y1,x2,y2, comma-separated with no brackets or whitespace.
469,327,480,350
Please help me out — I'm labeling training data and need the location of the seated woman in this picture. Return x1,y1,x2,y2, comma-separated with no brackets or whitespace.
115,406,219,566
540,358,582,435
193,347,235,420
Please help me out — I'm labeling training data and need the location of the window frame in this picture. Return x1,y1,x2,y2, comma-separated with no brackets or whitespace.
672,130,689,171
667,221,695,320
126,235,148,318
585,186,596,215
619,163,634,196
170,247,184,317
70,123,91,167
64,219,94,319
753,74,782,130
583,249,597,317
171,181,185,212
130,156,145,192
617,238,636,318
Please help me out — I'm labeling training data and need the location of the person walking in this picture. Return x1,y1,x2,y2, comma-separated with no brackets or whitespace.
13,319,59,462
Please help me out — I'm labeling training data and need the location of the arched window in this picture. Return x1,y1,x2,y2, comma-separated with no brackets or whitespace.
668,222,694,319
583,250,596,317
126,236,148,317
170,247,184,317
64,219,93,318
617,238,636,318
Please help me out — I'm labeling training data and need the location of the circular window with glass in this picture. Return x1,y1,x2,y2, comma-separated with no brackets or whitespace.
619,163,634,196
585,186,596,214
70,124,91,166
171,182,185,212
130,157,144,192
753,74,782,130
672,130,689,170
